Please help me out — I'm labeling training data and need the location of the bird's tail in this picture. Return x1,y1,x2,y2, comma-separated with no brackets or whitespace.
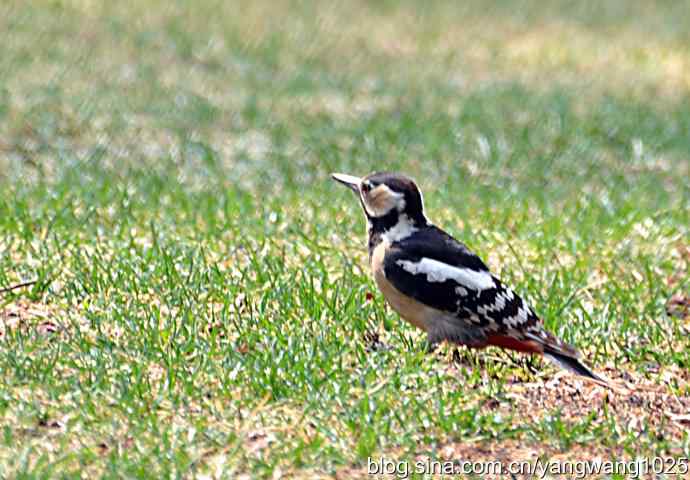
543,349,607,384
526,330,608,385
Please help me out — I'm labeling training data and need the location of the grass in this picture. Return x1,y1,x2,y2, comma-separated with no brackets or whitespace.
1,0,689,477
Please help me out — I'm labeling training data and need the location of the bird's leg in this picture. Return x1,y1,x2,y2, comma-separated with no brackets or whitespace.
523,354,540,376
453,345,482,368
451,347,463,364
506,351,540,377
424,340,471,367
425,338,440,354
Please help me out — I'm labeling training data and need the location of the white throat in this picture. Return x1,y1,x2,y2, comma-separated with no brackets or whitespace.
381,214,419,243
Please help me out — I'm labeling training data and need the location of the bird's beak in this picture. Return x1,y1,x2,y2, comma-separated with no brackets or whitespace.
331,173,361,193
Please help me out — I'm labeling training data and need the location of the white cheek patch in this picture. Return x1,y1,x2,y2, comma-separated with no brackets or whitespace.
362,201,379,217
362,185,405,217
396,258,496,290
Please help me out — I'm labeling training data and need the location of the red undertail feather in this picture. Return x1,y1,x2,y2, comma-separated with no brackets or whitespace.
485,334,543,353
488,331,607,384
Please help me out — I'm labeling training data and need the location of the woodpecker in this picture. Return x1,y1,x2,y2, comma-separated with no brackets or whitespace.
332,171,605,382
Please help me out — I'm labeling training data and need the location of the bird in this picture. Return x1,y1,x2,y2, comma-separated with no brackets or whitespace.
332,171,606,383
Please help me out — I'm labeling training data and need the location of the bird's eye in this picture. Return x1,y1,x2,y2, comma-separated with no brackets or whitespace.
361,182,372,193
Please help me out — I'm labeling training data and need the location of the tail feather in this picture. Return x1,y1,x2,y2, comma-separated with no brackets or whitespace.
543,349,607,384
524,330,608,385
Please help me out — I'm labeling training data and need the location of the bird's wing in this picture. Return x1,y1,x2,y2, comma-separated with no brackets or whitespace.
382,226,541,335
383,227,606,383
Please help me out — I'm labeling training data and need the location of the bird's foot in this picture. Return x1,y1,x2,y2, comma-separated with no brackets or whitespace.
363,330,391,352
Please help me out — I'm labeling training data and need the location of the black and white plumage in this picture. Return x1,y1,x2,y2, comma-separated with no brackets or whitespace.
332,171,605,382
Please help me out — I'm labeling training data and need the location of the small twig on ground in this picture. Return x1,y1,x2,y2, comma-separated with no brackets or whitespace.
0,279,38,295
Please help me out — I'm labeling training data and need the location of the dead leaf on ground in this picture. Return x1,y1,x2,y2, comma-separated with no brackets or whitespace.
245,430,276,455
666,293,689,319
1,301,57,338
123,436,135,450
36,320,60,336
666,413,690,427
207,322,226,337
37,417,66,434
97,436,134,456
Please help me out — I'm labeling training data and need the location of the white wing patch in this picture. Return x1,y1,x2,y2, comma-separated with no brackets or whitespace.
396,257,495,290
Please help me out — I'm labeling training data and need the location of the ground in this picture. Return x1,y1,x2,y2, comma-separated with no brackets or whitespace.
0,0,689,478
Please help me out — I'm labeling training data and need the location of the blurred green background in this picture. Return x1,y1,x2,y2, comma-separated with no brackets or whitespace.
1,1,688,477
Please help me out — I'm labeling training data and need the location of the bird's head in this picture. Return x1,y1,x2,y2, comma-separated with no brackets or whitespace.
331,171,427,229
